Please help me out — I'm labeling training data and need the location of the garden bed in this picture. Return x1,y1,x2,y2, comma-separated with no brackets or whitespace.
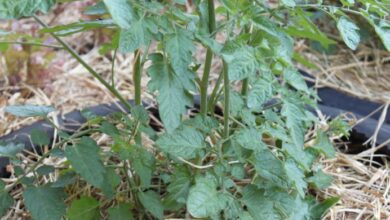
1,1,389,219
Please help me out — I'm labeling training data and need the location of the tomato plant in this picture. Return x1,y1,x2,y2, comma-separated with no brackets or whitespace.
1,0,389,219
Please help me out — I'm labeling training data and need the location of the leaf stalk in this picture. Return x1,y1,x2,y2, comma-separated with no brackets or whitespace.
32,15,133,111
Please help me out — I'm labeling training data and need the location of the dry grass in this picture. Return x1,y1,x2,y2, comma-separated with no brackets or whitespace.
297,41,390,219
1,2,389,219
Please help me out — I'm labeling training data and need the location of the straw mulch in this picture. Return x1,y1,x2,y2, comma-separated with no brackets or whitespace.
0,2,389,219
298,42,390,219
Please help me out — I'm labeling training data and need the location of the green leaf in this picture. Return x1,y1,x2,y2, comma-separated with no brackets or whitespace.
221,42,257,80
292,52,319,69
309,197,339,219
148,54,193,132
283,68,310,94
0,142,24,158
242,185,292,219
367,17,390,51
374,20,390,51
119,18,152,53
281,0,296,7
51,171,76,188
337,16,360,50
234,128,267,151
165,28,195,81
182,115,219,134
131,105,150,124
329,117,351,137
281,101,305,149
173,0,186,4
138,190,164,220
156,126,204,159
242,185,315,220
102,168,121,198
165,168,192,206
187,176,227,218
285,9,336,48
247,78,273,110
284,159,307,198
84,1,107,15
108,203,134,220
231,165,246,179
223,195,244,219
261,122,290,142
31,129,50,146
67,196,100,220
65,137,111,192
252,16,294,63
195,34,223,54
312,131,336,158
240,108,257,127
252,150,289,189
5,105,55,117
36,165,55,175
229,91,245,117
307,170,333,189
282,142,315,171
23,186,66,220
0,0,56,19
100,121,120,137
0,191,14,217
103,0,136,29
131,147,155,187
340,0,355,6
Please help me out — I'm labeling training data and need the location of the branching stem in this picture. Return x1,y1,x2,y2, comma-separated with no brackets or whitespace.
33,15,133,111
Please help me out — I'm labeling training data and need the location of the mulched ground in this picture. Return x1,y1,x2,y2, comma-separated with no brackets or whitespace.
0,1,389,219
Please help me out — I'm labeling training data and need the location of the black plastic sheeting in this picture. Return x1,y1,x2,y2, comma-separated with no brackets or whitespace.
0,77,389,177
0,100,138,176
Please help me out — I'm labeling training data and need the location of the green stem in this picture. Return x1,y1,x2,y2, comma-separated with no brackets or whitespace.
223,61,230,139
111,47,118,87
133,49,142,106
199,0,216,116
241,78,249,96
33,15,133,111
208,70,223,114
200,49,213,115
0,41,63,49
207,0,216,32
241,24,252,97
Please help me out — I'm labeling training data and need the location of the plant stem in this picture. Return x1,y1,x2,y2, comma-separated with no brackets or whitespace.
111,47,118,86
200,49,213,116
33,15,133,111
241,78,249,96
207,0,216,33
0,41,63,49
223,61,230,139
241,24,252,97
199,0,216,116
133,49,142,106
208,69,223,114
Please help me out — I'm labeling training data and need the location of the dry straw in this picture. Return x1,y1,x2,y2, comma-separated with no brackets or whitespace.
1,2,389,219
